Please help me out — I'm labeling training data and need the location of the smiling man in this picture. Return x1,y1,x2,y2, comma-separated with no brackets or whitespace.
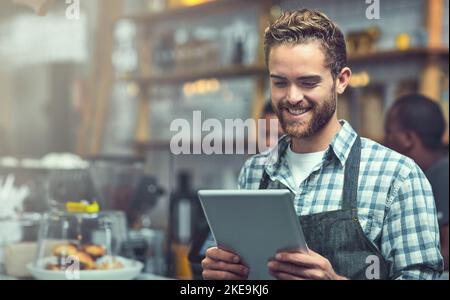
201,9,443,280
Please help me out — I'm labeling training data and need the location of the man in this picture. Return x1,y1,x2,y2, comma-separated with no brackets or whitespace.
201,9,443,280
385,94,449,273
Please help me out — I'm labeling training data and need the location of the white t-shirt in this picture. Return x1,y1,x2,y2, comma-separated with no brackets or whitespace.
285,145,326,187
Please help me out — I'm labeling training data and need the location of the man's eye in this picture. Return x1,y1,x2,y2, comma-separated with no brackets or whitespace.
273,81,287,87
302,82,318,88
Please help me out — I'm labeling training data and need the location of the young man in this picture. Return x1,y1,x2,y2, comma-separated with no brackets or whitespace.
201,9,443,280
385,94,449,273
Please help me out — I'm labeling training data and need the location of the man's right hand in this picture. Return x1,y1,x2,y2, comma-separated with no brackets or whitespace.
201,247,249,280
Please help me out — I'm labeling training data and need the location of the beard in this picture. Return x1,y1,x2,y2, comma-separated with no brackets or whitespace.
274,89,337,139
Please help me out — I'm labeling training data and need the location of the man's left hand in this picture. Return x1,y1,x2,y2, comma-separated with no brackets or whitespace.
267,249,347,280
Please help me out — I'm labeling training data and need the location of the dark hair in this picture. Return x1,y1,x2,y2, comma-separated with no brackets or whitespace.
390,93,446,151
264,9,347,79
262,101,275,116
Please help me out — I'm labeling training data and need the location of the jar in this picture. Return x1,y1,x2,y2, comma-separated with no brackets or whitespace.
1,213,42,278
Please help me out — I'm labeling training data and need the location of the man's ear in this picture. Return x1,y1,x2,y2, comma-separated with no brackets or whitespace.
401,130,416,150
407,131,423,149
335,67,352,95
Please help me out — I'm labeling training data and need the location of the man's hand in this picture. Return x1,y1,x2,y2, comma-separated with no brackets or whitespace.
202,247,249,280
267,249,347,280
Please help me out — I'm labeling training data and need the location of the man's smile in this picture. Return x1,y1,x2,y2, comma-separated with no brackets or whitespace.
283,107,313,120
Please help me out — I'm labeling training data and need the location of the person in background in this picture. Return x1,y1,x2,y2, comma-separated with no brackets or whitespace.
385,94,449,274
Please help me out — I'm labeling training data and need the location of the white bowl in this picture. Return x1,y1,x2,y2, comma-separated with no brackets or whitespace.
27,256,143,280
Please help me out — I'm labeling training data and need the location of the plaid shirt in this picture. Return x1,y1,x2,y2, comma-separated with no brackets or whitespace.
238,120,443,280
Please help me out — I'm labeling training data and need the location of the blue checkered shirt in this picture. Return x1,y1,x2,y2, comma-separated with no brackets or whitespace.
238,120,443,280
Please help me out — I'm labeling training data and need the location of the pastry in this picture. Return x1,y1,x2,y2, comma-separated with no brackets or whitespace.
97,259,124,270
82,244,106,260
45,263,62,271
52,244,78,257
75,251,96,270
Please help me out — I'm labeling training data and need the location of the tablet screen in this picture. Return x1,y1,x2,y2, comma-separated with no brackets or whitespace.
197,189,307,280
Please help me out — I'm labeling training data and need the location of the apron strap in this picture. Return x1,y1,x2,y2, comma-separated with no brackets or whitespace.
258,170,270,189
342,136,361,210
259,136,362,210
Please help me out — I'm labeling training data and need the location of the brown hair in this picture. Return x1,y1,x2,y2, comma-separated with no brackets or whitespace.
264,9,347,79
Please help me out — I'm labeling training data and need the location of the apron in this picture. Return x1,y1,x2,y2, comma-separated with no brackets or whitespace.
259,136,390,279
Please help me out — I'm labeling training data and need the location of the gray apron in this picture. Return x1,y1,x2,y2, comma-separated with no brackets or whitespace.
259,136,390,279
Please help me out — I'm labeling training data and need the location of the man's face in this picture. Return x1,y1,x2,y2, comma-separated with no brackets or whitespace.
268,41,338,139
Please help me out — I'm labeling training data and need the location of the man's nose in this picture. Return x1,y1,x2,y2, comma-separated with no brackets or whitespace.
286,85,304,105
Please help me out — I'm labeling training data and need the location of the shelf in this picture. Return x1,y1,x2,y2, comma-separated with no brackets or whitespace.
348,47,449,63
0,164,87,172
87,155,145,163
119,47,449,86
134,140,172,150
119,0,268,24
119,64,267,86
134,138,259,153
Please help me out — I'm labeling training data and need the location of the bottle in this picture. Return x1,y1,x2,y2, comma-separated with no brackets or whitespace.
153,30,175,73
168,171,206,278
170,171,197,244
232,35,244,65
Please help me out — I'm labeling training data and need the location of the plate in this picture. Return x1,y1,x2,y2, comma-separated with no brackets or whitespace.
27,256,143,280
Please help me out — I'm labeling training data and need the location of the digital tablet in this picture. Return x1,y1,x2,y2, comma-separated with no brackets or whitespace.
198,189,308,280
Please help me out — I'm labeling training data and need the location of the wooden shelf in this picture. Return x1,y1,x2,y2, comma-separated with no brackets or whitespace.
0,164,87,172
134,138,259,153
348,47,449,63
120,47,449,86
119,0,268,24
134,140,171,150
119,64,267,86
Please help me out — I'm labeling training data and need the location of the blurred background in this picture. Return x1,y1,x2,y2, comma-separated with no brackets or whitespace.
0,0,448,280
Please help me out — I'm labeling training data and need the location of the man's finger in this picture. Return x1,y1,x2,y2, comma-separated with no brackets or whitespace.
202,257,249,277
203,269,246,280
206,247,240,264
268,261,325,279
269,270,306,280
275,251,324,269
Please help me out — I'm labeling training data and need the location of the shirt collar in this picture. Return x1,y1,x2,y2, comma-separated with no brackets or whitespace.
328,120,359,167
263,120,358,175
